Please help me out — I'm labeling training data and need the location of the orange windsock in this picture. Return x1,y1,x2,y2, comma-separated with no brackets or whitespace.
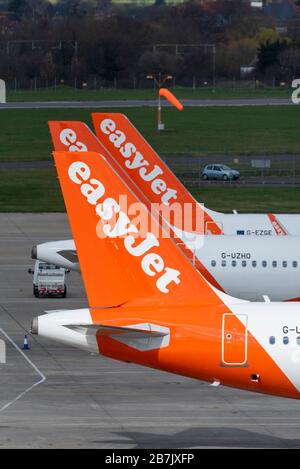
159,88,184,111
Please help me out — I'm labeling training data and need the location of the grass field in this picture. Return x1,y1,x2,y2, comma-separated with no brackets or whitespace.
1,168,299,213
0,104,300,212
0,169,65,212
191,186,300,213
1,105,300,162
7,85,291,102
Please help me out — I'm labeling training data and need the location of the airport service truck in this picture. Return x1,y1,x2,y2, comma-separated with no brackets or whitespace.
29,260,67,298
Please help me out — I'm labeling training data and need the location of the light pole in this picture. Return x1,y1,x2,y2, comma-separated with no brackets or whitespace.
147,73,173,131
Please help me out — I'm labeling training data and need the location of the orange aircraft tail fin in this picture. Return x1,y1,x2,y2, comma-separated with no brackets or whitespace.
91,113,223,235
49,120,162,210
49,120,109,154
53,150,223,309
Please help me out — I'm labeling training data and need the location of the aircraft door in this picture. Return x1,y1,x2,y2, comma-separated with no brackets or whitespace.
222,313,248,366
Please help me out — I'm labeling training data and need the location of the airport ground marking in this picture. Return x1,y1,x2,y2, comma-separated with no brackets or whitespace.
0,327,46,414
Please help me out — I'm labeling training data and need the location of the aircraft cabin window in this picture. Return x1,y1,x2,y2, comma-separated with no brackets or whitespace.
283,337,289,345
232,260,237,267
221,260,226,267
282,261,288,268
252,261,257,268
242,260,247,267
272,261,277,268
293,261,298,268
297,337,300,346
269,336,276,345
262,261,267,268
211,260,216,267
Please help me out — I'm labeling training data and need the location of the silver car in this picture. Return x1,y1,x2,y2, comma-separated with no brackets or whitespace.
202,164,240,181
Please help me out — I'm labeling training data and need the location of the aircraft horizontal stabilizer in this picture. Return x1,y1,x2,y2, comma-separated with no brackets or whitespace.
68,322,170,351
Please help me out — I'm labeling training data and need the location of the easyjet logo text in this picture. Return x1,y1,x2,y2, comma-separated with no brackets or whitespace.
99,118,177,206
68,161,181,294
60,128,88,152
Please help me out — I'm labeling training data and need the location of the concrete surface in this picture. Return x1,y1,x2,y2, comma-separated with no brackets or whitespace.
0,213,300,448
0,98,294,110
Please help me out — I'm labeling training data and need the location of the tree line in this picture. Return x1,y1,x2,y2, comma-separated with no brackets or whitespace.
0,0,300,87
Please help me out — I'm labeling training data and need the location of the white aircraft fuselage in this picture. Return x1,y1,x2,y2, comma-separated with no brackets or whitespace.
33,235,300,302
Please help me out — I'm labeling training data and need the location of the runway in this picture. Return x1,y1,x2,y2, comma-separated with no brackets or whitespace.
0,97,293,110
1,213,300,448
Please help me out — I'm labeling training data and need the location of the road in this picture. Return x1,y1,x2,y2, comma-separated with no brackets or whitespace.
0,213,300,448
0,97,294,109
2,159,299,187
183,177,300,187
